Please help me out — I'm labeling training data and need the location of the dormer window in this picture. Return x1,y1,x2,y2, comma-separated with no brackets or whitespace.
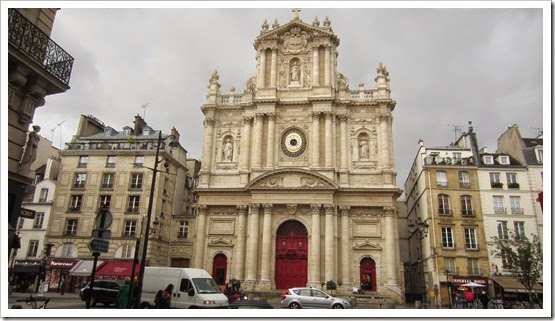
104,128,112,136
142,128,151,136
124,128,131,136
497,156,509,165
536,149,543,163
483,155,494,165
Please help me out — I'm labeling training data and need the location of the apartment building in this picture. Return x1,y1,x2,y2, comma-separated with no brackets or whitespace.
44,114,192,292
404,128,490,306
8,8,73,257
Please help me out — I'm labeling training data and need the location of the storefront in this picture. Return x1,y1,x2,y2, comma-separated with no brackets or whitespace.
440,275,489,306
12,260,42,292
69,259,104,292
491,276,543,303
94,260,140,282
45,258,77,293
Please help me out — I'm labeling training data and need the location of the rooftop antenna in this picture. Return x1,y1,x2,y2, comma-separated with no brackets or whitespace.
448,124,464,142
141,102,150,120
531,127,543,137
50,120,65,149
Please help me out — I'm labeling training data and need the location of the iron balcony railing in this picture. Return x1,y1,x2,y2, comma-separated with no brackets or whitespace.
8,8,74,86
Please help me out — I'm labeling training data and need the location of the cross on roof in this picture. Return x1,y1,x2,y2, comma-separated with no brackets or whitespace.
292,8,301,20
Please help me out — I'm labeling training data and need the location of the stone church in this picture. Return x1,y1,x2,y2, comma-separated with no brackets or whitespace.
193,11,403,303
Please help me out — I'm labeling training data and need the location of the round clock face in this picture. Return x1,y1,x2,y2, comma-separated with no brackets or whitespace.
281,128,307,158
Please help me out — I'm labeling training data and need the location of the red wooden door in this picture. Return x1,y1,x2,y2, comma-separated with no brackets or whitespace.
275,220,308,290
360,257,377,291
212,253,227,285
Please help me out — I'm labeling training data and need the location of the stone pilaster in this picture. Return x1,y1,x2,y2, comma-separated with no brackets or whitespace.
259,204,273,289
245,204,260,285
313,46,319,86
308,204,321,287
383,206,397,285
253,114,264,169
325,112,333,167
311,112,320,168
234,205,248,281
324,204,335,283
266,114,275,169
339,206,352,288
192,205,208,269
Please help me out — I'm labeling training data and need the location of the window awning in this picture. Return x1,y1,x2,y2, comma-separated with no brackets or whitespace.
491,276,543,293
14,260,41,273
69,260,103,276
95,260,140,277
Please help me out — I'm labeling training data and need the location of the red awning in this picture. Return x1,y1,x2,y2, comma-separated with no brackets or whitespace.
95,260,140,277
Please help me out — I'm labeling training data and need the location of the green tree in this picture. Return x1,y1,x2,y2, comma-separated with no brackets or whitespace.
491,231,542,308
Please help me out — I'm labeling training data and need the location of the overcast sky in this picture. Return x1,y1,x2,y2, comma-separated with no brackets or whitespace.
25,2,547,194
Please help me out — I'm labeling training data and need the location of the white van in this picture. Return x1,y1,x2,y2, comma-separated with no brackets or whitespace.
140,267,229,309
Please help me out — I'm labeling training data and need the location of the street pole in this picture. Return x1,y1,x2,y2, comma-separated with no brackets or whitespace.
134,131,162,308
127,238,140,308
420,233,427,309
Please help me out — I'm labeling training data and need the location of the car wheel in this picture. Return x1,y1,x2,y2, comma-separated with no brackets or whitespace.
332,303,344,309
90,298,97,307
140,302,151,309
289,302,301,309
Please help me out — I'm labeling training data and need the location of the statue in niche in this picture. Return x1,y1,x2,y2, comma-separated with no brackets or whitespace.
360,139,369,160
290,61,300,83
19,125,41,171
223,138,233,161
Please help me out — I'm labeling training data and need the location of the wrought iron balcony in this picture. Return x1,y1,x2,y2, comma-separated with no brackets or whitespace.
8,9,74,86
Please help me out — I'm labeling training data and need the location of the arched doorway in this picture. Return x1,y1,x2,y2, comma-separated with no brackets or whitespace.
360,257,377,292
211,253,227,285
275,220,308,290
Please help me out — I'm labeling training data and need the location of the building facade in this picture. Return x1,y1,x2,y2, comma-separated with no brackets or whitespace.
8,8,73,258
193,12,404,302
12,151,60,294
44,115,191,292
403,127,490,306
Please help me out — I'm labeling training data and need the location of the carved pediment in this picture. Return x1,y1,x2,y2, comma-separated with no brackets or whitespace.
353,239,382,251
247,169,338,190
207,237,234,247
255,20,338,49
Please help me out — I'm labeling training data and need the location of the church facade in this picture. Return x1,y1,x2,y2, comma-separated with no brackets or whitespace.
193,12,404,302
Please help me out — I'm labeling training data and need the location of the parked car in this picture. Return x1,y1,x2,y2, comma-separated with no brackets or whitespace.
79,279,123,307
280,287,352,309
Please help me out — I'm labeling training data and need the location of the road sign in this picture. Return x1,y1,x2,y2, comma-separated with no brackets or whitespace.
20,208,36,219
95,210,113,229
88,238,110,253
92,229,111,239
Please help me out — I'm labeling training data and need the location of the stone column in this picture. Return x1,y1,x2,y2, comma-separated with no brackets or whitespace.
201,118,215,171
387,115,394,167
324,46,331,86
384,207,398,285
309,204,321,287
339,206,352,288
339,115,348,169
240,117,253,170
324,204,335,283
380,114,389,168
245,204,260,283
311,112,320,168
259,204,273,287
253,113,264,169
313,46,319,86
270,49,277,87
325,112,333,167
266,114,275,168
234,205,248,281
258,49,266,88
192,205,208,269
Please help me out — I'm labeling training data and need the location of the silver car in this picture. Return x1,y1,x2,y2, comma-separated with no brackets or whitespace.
280,287,352,309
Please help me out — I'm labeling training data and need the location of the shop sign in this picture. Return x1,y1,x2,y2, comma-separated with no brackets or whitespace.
50,259,75,268
20,208,36,219
452,278,487,285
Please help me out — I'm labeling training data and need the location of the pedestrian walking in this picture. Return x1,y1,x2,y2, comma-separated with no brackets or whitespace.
479,291,489,309
464,289,475,308
118,277,131,309
60,278,66,295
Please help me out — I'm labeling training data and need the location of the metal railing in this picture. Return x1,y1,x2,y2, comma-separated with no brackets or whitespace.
8,9,74,86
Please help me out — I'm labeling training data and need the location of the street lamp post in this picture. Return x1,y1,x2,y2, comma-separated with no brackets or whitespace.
408,217,429,309
128,131,177,308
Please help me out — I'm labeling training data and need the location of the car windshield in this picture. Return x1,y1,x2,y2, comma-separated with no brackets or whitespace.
193,278,221,294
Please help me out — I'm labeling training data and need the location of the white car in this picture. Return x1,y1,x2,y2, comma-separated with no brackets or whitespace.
280,287,352,309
